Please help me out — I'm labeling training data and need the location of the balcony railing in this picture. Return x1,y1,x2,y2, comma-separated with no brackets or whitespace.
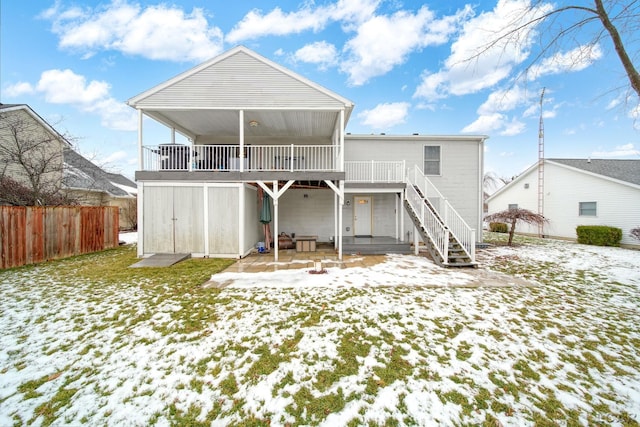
142,144,338,172
345,160,405,183
141,145,407,184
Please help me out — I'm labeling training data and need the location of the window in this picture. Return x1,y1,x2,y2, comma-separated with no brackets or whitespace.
579,201,597,216
423,146,441,175
508,204,518,211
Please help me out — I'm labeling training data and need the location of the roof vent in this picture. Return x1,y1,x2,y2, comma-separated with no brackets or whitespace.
587,157,591,163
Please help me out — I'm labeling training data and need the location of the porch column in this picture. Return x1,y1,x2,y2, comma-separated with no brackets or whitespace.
137,110,143,170
272,180,278,261
239,110,245,172
334,192,338,249
339,109,345,172
400,190,405,241
338,180,344,260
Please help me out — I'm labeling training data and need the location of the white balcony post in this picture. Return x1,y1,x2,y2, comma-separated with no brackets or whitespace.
239,110,244,172
471,229,476,262
290,144,294,171
444,229,450,264
137,110,143,170
371,160,374,183
339,109,345,172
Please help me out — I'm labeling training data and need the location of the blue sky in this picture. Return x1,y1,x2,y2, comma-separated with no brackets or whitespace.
1,0,639,181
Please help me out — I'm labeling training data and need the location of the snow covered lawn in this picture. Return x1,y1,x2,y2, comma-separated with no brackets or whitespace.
1,234,639,426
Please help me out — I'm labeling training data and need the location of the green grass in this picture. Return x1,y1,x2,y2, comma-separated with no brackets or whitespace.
1,237,639,426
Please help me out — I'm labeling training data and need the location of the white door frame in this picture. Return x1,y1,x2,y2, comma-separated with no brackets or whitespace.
353,195,372,236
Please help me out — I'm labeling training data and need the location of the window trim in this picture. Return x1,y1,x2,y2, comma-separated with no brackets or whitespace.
423,145,441,176
579,201,597,217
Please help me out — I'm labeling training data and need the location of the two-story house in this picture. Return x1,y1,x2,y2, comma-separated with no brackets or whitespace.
128,46,486,266
0,104,137,229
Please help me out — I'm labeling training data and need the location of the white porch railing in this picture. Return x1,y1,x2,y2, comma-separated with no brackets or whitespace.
142,144,339,172
406,183,449,262
406,165,476,263
344,160,405,183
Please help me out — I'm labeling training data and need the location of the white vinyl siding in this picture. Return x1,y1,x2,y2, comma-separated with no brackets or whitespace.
579,201,597,216
423,146,441,175
136,51,346,110
344,136,483,236
487,161,640,246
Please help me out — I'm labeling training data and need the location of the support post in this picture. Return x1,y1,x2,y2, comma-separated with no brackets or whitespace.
137,110,143,170
239,110,244,172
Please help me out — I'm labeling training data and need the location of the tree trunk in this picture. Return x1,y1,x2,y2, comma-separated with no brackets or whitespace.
508,218,517,246
594,0,640,98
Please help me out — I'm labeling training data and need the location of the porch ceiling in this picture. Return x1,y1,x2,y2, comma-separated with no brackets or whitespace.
145,109,341,140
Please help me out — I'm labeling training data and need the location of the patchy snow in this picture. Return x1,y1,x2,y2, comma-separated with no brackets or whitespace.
119,231,138,244
1,236,639,426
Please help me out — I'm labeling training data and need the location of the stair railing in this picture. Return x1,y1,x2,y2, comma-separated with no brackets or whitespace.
405,183,449,262
406,165,476,263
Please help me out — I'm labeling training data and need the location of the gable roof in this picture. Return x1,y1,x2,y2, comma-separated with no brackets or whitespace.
63,148,135,197
486,158,640,202
128,46,353,109
549,158,640,186
0,103,72,147
126,46,354,141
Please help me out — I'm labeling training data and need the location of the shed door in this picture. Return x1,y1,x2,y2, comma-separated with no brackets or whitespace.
353,196,372,236
143,186,204,253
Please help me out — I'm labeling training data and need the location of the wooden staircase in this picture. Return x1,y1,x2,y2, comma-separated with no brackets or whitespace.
404,181,476,268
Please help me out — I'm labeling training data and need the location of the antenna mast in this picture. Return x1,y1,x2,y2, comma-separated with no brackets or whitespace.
537,87,545,237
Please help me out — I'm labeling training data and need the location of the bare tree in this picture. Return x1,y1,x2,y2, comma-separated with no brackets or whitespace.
123,197,138,230
474,0,640,102
485,207,548,246
0,109,78,206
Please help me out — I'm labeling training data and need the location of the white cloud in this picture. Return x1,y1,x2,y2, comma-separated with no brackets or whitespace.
43,1,223,62
527,44,603,80
414,0,552,101
342,5,472,86
3,82,35,97
499,117,526,136
357,102,410,130
37,69,110,104
104,150,129,163
226,0,380,43
28,69,136,131
226,6,328,43
591,143,640,157
293,42,337,70
461,113,506,134
477,86,530,115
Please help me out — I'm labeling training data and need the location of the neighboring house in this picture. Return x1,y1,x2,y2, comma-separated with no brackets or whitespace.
0,103,68,201
63,148,137,230
1,103,136,230
486,158,640,247
128,46,487,266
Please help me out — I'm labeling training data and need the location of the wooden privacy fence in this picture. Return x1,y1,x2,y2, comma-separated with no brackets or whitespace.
0,206,119,269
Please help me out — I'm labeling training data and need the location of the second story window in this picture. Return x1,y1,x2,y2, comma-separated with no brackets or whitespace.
424,146,441,175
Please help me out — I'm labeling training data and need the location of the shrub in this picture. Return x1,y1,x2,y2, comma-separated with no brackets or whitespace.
489,222,509,233
576,225,622,247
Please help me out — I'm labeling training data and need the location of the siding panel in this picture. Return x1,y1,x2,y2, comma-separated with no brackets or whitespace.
138,51,345,110
487,162,640,245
